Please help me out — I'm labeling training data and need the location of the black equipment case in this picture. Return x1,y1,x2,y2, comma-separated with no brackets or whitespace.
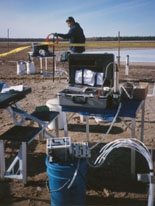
58,53,115,109
31,43,54,57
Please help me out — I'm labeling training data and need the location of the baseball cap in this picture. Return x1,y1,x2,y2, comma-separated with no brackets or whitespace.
66,17,75,23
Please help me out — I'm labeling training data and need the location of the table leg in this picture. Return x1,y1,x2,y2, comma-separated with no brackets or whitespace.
40,58,43,73
86,116,89,142
131,118,136,176
55,117,59,137
45,58,48,73
54,56,57,72
80,115,86,122
22,142,27,184
140,101,145,142
0,140,5,179
63,112,68,137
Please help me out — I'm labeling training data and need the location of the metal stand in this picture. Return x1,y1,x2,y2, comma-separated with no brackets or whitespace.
28,52,56,75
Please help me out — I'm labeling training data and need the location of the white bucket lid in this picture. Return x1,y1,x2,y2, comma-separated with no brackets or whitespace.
46,98,61,110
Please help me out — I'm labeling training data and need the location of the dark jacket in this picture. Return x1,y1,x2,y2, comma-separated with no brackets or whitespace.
57,23,85,53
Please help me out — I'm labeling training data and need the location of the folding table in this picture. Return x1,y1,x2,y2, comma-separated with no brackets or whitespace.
0,88,59,183
61,99,145,176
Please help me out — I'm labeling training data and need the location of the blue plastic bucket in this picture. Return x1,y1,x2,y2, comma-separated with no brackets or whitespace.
0,82,5,92
46,157,87,206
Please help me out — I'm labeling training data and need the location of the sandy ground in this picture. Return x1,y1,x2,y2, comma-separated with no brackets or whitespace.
0,42,155,206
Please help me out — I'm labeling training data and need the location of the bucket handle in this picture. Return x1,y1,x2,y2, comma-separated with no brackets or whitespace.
46,177,71,193
46,158,81,192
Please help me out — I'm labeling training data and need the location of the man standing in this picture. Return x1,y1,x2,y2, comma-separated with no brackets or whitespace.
53,17,86,53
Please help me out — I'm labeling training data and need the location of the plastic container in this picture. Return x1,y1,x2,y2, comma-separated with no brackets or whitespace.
26,61,35,74
17,60,26,75
46,98,65,130
0,82,5,92
46,157,87,206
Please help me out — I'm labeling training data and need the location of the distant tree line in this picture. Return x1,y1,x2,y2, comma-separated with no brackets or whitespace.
0,38,46,42
87,36,155,41
0,36,155,42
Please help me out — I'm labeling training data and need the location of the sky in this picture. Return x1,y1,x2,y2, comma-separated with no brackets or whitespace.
0,0,155,38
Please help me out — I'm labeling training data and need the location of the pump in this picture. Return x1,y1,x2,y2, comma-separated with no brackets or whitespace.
46,137,91,163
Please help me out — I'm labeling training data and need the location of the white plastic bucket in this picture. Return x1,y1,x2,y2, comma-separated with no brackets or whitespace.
17,60,26,75
27,61,35,74
46,98,65,130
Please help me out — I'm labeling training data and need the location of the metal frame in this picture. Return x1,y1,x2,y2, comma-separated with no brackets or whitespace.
0,102,59,184
8,104,59,138
0,141,27,183
39,56,56,74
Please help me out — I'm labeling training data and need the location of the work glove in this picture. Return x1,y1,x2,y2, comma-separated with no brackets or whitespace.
53,33,58,37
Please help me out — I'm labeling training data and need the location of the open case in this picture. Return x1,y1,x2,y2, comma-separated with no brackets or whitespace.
58,53,115,109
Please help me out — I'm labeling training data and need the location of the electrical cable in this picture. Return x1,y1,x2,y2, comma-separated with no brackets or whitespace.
67,158,80,189
120,84,135,99
101,62,114,93
46,157,81,192
93,138,154,206
46,177,71,193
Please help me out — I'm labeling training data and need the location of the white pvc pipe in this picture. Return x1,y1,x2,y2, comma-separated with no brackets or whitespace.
40,58,43,73
93,138,154,206
45,58,48,73
125,55,129,75
153,82,155,96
